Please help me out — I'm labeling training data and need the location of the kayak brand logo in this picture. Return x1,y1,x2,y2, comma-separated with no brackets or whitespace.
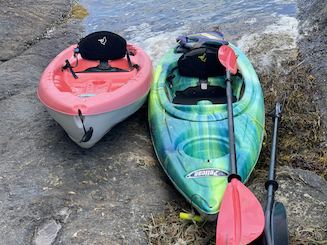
186,168,228,178
198,53,207,62
98,36,107,46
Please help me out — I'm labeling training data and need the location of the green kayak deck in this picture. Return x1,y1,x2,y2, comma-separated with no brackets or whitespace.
148,44,265,216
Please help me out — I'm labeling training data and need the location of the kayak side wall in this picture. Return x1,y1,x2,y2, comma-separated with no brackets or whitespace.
48,94,148,148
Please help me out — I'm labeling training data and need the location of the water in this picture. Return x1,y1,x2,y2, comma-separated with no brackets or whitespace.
79,0,297,63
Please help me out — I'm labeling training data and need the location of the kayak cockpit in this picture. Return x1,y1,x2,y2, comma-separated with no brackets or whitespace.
53,69,136,97
155,45,257,121
52,31,140,97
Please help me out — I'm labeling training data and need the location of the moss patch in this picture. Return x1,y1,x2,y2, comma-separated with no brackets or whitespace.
71,3,88,20
143,201,216,245
258,57,327,179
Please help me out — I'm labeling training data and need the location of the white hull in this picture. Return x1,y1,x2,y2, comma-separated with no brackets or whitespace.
47,95,147,148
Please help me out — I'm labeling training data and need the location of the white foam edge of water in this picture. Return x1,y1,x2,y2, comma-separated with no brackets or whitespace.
126,23,189,66
236,15,299,70
274,0,296,4
237,15,299,52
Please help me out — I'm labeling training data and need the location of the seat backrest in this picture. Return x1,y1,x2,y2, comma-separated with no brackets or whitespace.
177,46,226,78
78,31,127,61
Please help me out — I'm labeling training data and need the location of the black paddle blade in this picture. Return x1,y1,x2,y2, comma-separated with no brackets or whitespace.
271,202,289,245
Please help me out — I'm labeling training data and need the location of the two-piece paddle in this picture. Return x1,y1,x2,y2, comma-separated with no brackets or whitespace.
216,45,265,245
264,102,288,245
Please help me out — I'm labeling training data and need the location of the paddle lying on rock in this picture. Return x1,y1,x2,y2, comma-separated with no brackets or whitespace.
264,102,289,245
216,45,265,245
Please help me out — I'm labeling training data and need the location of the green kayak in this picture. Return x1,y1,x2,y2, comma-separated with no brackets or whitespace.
148,33,265,217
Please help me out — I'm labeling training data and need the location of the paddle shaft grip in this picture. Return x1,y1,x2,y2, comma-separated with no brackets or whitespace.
226,70,238,176
265,102,282,245
268,103,281,182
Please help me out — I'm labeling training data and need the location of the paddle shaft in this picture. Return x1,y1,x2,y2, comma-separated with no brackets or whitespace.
265,103,281,245
226,70,238,175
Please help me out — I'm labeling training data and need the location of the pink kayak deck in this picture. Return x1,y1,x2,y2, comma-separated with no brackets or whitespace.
38,44,152,115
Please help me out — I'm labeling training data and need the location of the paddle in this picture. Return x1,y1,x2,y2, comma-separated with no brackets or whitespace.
264,102,288,245
216,45,265,245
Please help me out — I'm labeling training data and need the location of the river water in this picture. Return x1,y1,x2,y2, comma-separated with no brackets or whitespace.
79,0,297,64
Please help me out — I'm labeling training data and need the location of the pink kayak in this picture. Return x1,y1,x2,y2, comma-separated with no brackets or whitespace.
38,31,153,148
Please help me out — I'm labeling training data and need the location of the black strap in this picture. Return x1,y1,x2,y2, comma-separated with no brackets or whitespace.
126,50,140,71
66,48,139,74
166,67,178,88
78,109,93,143
80,65,129,73
126,51,133,70
62,59,78,79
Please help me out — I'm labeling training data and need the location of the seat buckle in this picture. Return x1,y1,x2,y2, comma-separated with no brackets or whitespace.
200,78,208,90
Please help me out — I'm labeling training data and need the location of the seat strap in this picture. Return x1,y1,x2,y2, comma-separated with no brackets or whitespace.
62,59,78,79
126,51,140,71
126,51,133,70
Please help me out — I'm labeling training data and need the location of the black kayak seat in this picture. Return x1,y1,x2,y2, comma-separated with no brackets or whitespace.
78,31,127,61
172,45,231,105
70,31,134,73
78,31,133,72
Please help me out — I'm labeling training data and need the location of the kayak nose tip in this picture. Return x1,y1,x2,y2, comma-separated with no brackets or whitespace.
191,194,219,216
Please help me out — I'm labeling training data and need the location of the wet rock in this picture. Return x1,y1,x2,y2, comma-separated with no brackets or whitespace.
249,166,327,243
33,219,62,245
0,0,71,61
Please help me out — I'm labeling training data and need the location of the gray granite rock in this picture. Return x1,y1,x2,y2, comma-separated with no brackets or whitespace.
298,0,327,135
0,20,82,101
0,0,72,61
249,167,327,243
0,89,180,244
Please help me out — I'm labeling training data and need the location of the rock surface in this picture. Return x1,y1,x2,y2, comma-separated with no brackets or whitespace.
0,20,83,101
298,0,327,134
249,167,327,243
0,0,71,61
34,220,62,245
